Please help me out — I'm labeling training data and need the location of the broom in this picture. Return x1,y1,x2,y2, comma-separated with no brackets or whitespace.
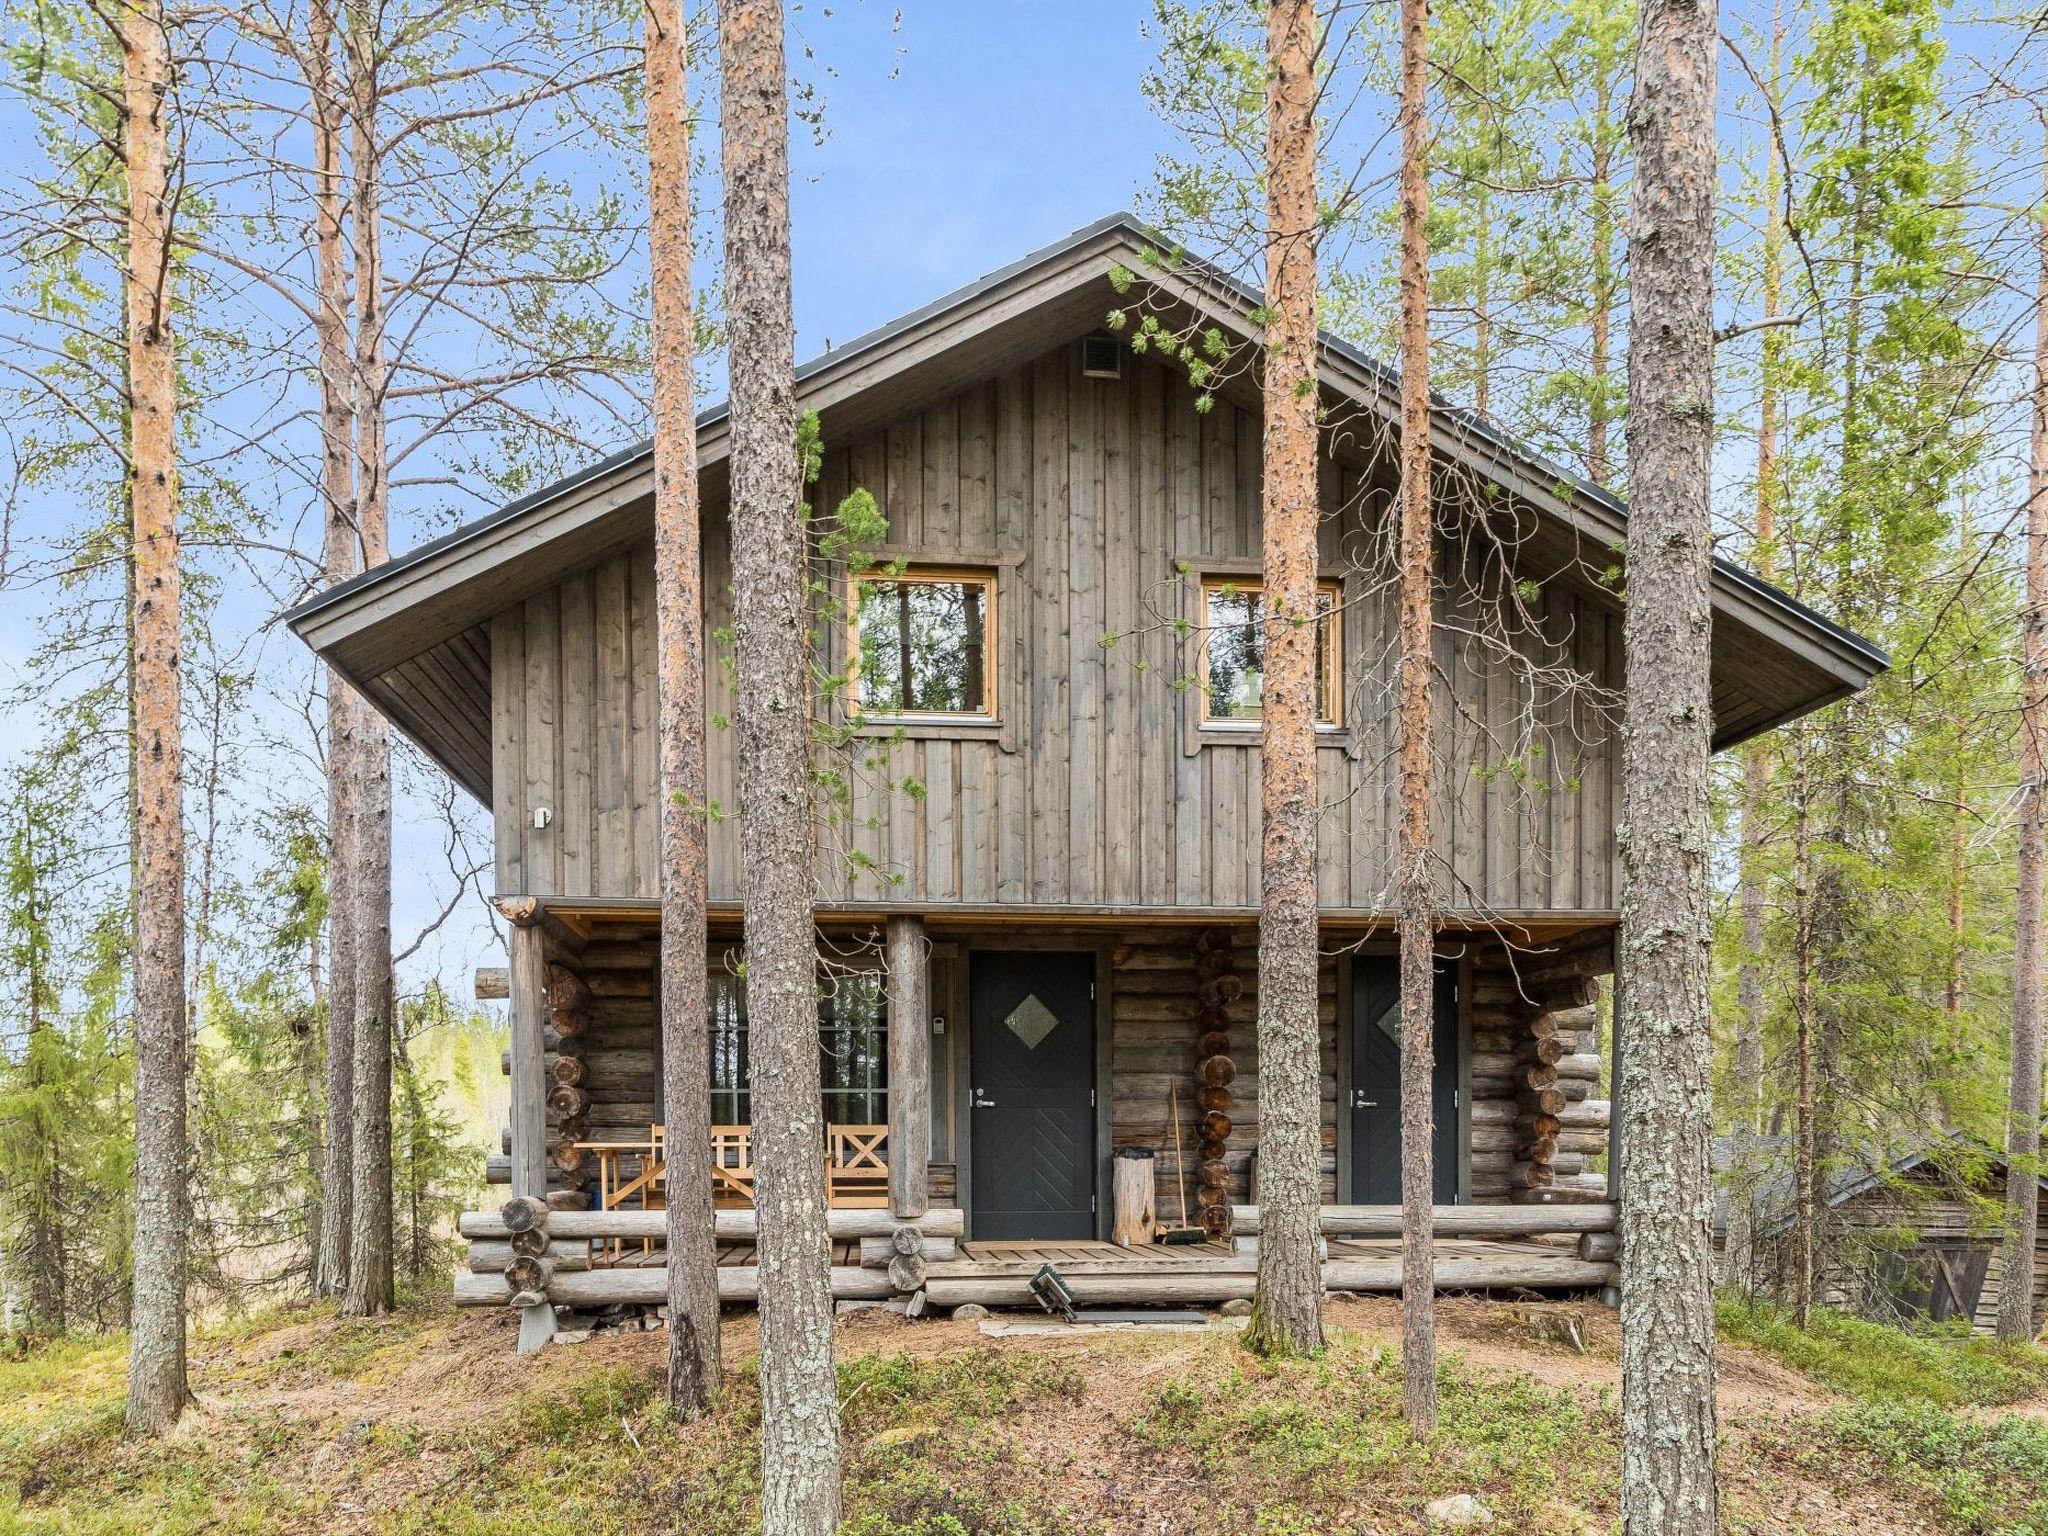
1158,1080,1206,1244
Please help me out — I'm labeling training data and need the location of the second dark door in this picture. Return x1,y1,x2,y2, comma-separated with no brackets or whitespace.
969,950,1096,1240
1350,956,1460,1204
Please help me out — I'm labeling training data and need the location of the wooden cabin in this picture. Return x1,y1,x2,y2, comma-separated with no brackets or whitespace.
288,214,1885,1342
1722,1139,2048,1335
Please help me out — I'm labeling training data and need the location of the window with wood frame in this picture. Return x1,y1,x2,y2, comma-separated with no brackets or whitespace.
698,968,888,1126
1198,575,1343,728
848,566,996,719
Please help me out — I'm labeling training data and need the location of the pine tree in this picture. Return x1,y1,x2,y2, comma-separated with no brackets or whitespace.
1617,0,1720,1528
721,0,841,1525
1246,0,1327,1363
2000,62,2048,1342
646,0,720,1413
119,0,190,1436
1394,0,1440,1437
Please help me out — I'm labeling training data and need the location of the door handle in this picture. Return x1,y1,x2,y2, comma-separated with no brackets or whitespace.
1352,1091,1377,1109
972,1090,996,1108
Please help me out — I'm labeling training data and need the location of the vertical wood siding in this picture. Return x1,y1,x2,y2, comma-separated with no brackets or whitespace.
492,342,1620,909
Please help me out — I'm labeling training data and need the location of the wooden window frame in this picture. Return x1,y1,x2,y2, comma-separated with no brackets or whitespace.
846,564,1000,724
1196,573,1345,730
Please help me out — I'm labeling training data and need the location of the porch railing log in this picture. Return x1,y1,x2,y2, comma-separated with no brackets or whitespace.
467,1239,592,1274
457,1205,967,1242
1229,1202,1616,1236
856,1232,957,1268
452,1265,895,1308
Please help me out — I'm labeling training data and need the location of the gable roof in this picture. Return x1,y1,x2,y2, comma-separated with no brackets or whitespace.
286,211,1888,804
1718,1130,2048,1239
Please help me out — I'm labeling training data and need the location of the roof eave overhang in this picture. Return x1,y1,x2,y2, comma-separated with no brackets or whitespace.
287,211,1887,759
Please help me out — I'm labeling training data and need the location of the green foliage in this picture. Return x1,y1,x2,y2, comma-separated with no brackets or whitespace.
1785,1399,2048,1535
1712,0,2016,1249
1133,1335,1615,1531
1719,1302,2048,1407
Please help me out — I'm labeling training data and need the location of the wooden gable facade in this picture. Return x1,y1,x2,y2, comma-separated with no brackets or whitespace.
487,337,1632,916
290,215,1886,1335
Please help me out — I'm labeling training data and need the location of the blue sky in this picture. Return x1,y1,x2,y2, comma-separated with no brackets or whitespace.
0,1,1189,1008
788,3,1169,373
422,0,1183,993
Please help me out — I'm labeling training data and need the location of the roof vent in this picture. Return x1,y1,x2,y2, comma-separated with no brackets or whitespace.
1081,333,1122,379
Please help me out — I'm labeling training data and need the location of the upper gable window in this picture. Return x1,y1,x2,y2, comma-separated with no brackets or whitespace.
848,566,996,719
1199,575,1343,728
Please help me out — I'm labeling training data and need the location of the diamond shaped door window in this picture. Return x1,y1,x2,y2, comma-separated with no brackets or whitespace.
1004,993,1059,1050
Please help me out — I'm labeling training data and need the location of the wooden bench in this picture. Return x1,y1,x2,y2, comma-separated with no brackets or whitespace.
576,1123,891,1256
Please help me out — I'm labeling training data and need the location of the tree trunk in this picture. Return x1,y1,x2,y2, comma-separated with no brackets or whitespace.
122,0,190,1436
1585,78,1616,487
1725,1,1783,1295
647,0,720,1414
1395,0,1438,1435
20,808,66,1332
1792,739,1816,1326
309,0,358,1301
1617,0,1720,1526
1245,0,1324,1363
720,2,841,1529
2000,102,2048,1344
343,0,395,1317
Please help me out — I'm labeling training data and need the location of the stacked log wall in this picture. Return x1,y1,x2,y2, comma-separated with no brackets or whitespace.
1108,928,1338,1215
1467,933,1611,1205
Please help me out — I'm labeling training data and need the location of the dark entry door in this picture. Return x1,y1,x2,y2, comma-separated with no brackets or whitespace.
969,951,1096,1240
1350,957,1460,1204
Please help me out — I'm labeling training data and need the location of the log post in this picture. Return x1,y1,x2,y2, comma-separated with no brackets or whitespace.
1112,1147,1157,1245
506,910,549,1200
886,914,930,1220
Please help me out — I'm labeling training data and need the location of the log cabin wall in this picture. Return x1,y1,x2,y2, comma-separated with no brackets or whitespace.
1106,928,1340,1218
1466,932,1612,1204
489,339,1622,914
494,919,1612,1238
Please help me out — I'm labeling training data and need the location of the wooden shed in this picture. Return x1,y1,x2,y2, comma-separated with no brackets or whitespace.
1724,1138,2048,1335
289,213,1886,1341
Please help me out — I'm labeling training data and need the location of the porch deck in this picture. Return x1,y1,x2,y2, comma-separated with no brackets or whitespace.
455,1203,1618,1331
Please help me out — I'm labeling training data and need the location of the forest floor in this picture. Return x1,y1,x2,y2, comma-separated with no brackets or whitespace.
2,1288,2046,1535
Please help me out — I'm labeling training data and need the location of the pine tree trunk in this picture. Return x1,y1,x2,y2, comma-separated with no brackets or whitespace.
1395,0,1438,1436
647,0,720,1414
1586,81,1615,487
1726,10,1782,1293
1999,110,2048,1344
720,2,841,1527
1245,0,1325,1362
1617,0,1720,1524
22,816,66,1333
122,0,190,1436
343,0,395,1317
309,0,358,1301
1792,747,1816,1325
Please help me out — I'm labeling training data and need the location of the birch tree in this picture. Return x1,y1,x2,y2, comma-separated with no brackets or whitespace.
121,0,191,1435
1394,0,1439,1436
647,0,719,1412
721,0,841,1524
1246,0,1326,1362
1617,0,1719,1527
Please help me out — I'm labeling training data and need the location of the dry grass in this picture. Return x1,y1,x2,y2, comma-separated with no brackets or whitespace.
0,1294,2041,1534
